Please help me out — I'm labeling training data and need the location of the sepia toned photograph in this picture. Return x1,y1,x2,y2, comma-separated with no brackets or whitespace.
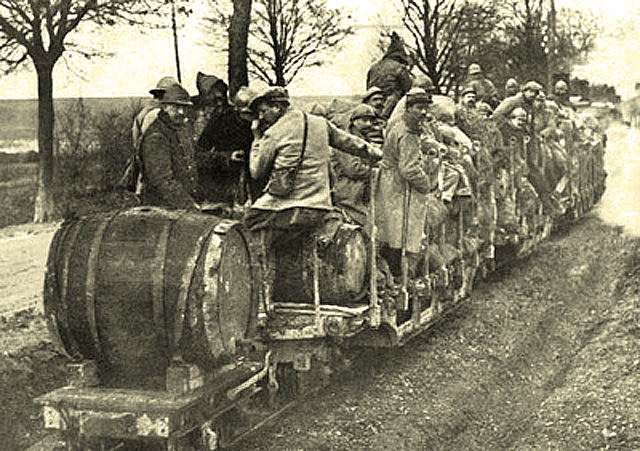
0,0,639,449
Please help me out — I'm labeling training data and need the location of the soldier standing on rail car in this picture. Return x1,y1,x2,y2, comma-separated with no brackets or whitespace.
376,88,435,279
366,31,413,119
132,76,179,150
504,78,520,99
191,73,253,207
493,81,543,130
463,64,500,109
139,83,200,211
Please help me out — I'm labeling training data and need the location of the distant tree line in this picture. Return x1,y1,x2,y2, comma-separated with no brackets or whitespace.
0,0,607,224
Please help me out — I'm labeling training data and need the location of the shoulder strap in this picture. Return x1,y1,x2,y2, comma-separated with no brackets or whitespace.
293,112,308,175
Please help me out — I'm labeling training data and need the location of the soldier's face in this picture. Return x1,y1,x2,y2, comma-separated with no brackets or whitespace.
366,94,386,112
523,89,538,102
256,102,284,128
206,90,227,113
352,116,375,135
462,93,476,108
163,104,188,126
407,102,429,120
511,114,527,129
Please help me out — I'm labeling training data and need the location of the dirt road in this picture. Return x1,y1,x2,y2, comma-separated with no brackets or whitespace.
0,222,58,316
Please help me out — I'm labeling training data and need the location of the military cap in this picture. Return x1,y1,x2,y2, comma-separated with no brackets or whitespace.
149,76,179,98
234,86,262,114
363,86,385,103
406,87,432,107
460,85,477,97
522,81,544,93
505,78,519,89
160,83,193,106
554,80,569,93
414,74,436,92
468,63,482,75
250,86,290,111
350,104,378,122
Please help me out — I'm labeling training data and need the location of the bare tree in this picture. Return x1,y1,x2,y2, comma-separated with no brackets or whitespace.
206,0,354,87
398,0,500,93
0,1,162,222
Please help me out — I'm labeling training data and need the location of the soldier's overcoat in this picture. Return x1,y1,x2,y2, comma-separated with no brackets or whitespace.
376,112,432,254
250,109,371,212
140,110,199,210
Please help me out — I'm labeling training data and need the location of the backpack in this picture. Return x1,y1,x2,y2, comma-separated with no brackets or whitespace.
118,106,159,198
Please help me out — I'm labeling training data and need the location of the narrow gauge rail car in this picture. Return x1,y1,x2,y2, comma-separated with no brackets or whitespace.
35,111,608,450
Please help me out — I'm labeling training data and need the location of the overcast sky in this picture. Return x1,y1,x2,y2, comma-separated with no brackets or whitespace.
0,0,638,100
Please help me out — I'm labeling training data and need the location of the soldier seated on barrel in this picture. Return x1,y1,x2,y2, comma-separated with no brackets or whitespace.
245,86,383,315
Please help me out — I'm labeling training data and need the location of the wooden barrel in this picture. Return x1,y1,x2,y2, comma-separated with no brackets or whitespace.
273,223,368,305
44,206,254,389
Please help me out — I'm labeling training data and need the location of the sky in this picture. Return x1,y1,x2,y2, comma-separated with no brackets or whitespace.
0,0,639,100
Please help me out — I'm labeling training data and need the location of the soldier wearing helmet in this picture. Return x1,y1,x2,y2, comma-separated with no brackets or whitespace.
550,79,575,111
504,78,519,98
387,73,436,130
331,104,382,226
139,82,200,211
464,63,499,109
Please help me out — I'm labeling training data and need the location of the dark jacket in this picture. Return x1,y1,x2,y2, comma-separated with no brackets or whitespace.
366,41,413,118
196,104,255,203
140,110,199,210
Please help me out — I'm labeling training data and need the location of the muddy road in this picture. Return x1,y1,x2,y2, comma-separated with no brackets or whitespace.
1,126,640,450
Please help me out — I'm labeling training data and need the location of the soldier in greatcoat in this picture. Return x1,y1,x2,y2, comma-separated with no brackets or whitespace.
463,64,499,109
375,88,434,278
331,104,382,227
246,86,383,231
192,73,253,206
139,83,200,211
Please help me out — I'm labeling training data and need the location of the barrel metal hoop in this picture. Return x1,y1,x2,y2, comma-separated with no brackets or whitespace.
58,218,87,358
171,218,220,357
85,212,121,358
152,220,173,351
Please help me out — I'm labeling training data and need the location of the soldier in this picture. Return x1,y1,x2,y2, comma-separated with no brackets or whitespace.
376,88,434,278
246,86,383,231
455,85,485,142
139,83,200,211
387,73,436,131
464,63,499,109
362,86,386,118
504,78,519,99
331,104,381,226
366,31,413,119
549,80,575,111
493,81,543,130
192,74,253,206
132,76,179,150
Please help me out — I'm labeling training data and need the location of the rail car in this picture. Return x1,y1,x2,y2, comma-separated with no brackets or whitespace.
35,111,608,450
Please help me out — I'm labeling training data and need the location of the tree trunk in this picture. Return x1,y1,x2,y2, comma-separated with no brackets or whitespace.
228,0,253,99
33,61,55,223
